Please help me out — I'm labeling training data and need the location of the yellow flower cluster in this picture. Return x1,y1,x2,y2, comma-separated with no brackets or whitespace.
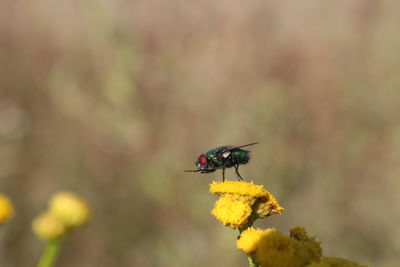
210,180,366,266
32,191,90,241
0,194,14,224
210,181,283,229
236,226,367,267
237,226,322,267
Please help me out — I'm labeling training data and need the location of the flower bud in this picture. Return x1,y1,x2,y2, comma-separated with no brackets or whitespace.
48,192,90,227
32,212,66,241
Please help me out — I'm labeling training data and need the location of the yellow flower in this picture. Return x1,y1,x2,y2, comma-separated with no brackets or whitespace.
307,257,367,267
255,229,299,267
210,181,269,197
255,228,322,267
32,212,66,241
48,192,90,227
211,195,252,229
0,194,14,224
237,227,274,254
210,181,284,227
290,227,322,261
210,181,284,228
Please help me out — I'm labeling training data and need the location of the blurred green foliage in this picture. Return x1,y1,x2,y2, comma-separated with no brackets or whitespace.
0,0,399,266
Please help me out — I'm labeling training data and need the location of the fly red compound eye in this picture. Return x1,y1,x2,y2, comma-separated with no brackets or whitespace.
199,155,207,165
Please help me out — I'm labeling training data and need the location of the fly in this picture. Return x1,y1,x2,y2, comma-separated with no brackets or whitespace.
185,142,258,181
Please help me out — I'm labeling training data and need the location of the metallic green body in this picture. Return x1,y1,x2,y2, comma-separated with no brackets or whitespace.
206,146,250,169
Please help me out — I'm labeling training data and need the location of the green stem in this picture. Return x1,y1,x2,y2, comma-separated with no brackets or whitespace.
247,255,258,267
38,239,63,267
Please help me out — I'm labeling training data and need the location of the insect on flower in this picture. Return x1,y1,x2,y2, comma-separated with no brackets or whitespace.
185,142,258,181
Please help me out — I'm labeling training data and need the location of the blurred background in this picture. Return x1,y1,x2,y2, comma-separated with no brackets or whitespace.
0,0,399,266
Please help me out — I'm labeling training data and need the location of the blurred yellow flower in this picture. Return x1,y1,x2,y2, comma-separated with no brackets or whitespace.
211,195,252,229
210,181,268,197
48,192,90,227
0,194,14,224
255,228,322,267
307,257,367,267
237,227,274,254
32,212,66,241
255,228,299,267
290,226,322,261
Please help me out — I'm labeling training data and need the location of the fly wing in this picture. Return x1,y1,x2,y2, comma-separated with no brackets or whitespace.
221,142,259,152
219,142,259,158
232,142,259,149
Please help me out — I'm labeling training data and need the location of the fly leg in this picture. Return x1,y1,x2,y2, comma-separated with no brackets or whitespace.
234,164,244,181
222,167,226,182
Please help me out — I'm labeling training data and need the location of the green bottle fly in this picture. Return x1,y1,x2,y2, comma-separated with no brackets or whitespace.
185,142,258,181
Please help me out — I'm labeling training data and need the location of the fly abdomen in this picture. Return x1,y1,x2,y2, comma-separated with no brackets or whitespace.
231,149,250,165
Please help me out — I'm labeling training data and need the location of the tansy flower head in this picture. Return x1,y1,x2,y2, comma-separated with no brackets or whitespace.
32,212,66,241
48,192,90,227
211,195,252,229
255,229,300,267
255,228,322,267
210,181,283,228
290,226,322,261
307,257,368,267
0,194,14,224
237,227,275,254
